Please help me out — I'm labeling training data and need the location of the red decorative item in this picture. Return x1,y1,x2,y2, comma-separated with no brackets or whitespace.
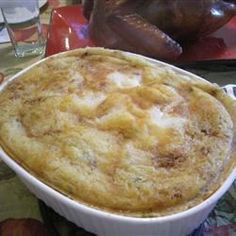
45,6,94,57
46,5,236,63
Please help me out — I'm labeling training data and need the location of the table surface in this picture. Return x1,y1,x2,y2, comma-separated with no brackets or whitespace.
0,1,235,235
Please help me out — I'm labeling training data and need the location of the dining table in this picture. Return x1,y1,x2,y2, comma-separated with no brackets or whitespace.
0,0,236,235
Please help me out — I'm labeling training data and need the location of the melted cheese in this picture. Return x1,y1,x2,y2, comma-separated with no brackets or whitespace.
107,71,141,88
149,106,186,129
0,48,235,217
75,92,106,109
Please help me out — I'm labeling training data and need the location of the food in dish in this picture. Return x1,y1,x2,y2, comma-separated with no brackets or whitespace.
0,48,235,217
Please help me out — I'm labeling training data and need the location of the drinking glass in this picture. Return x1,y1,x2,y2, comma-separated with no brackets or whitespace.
0,0,45,57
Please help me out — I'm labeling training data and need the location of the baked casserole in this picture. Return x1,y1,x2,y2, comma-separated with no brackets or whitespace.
0,48,235,217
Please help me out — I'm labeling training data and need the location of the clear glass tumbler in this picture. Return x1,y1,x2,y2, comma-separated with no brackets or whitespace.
0,0,45,57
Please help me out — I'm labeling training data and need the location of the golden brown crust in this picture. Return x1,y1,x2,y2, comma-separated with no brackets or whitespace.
0,48,235,217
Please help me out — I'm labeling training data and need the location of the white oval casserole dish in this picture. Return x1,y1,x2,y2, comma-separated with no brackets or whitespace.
0,48,235,236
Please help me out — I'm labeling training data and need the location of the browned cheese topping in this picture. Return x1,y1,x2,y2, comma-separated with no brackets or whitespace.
0,48,235,217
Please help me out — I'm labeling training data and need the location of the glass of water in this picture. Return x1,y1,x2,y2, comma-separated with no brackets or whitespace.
0,0,45,57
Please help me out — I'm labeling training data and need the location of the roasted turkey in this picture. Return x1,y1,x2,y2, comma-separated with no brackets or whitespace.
83,0,236,60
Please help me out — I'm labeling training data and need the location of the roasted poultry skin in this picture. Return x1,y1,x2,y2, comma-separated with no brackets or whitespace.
83,0,236,60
